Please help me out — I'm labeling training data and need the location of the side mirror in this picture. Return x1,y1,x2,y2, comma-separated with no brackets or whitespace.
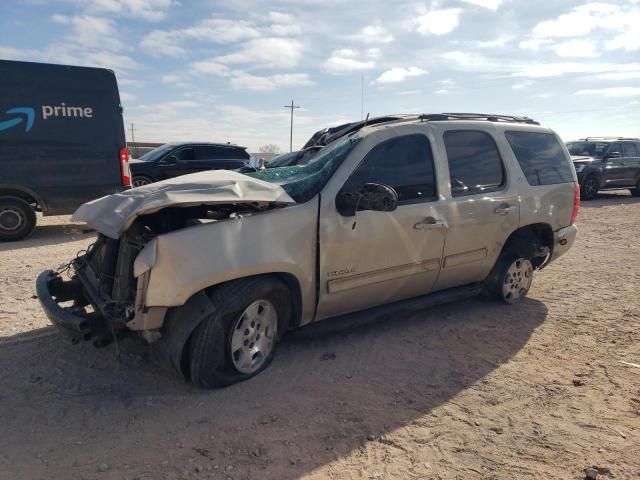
160,155,178,165
336,182,399,217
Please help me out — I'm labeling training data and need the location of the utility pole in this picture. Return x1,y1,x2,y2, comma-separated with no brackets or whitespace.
283,100,300,152
361,73,364,120
129,123,136,156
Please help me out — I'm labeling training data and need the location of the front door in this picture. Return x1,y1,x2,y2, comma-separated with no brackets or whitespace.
316,132,447,320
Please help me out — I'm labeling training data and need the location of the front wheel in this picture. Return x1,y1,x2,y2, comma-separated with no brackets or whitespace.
188,276,291,388
484,255,534,304
580,175,599,200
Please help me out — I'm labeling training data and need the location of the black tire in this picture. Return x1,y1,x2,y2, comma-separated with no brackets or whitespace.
630,179,640,197
188,276,291,389
0,196,37,242
132,175,154,187
484,253,534,305
580,175,599,201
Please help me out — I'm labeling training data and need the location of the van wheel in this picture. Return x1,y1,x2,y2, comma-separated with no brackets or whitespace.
188,276,291,389
132,175,153,187
581,175,599,200
0,196,37,242
484,254,534,304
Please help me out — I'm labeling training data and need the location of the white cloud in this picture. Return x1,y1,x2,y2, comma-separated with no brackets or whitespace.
325,49,375,72
576,87,640,97
216,38,304,68
460,0,502,10
51,14,70,23
140,30,186,58
85,0,177,22
120,92,137,102
191,60,230,76
553,40,599,58
417,8,462,35
519,38,552,51
597,71,640,81
352,24,394,44
532,3,618,38
230,72,314,91
396,89,421,95
375,66,427,83
440,50,500,71
267,11,302,35
606,30,640,52
513,62,638,78
161,74,182,84
435,89,450,95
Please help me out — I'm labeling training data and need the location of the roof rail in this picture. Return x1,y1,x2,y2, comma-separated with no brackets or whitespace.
584,136,640,141
419,112,540,125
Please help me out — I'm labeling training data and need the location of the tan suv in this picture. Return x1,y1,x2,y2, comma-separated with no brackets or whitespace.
37,113,579,388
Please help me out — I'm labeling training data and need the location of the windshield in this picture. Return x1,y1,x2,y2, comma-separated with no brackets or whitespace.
566,142,608,158
266,151,303,168
138,144,175,161
248,136,361,203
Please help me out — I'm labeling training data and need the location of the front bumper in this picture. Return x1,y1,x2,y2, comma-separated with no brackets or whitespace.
36,270,103,342
549,224,578,263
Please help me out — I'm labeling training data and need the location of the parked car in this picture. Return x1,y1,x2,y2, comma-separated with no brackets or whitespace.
37,113,579,388
130,142,249,186
0,59,129,241
566,137,640,200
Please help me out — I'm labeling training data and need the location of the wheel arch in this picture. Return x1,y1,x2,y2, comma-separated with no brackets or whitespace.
0,184,45,212
499,223,554,269
151,272,303,381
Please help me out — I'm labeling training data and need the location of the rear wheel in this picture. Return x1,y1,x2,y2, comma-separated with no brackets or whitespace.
581,175,599,200
132,175,153,187
484,254,534,304
0,196,36,242
630,178,640,197
188,276,291,388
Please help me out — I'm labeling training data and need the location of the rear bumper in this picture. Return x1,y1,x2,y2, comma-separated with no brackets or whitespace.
36,270,100,341
549,224,578,263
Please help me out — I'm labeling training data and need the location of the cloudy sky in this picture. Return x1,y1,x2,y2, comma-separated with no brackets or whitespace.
1,0,638,151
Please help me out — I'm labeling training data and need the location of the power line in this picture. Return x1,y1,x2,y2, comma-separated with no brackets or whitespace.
283,100,300,152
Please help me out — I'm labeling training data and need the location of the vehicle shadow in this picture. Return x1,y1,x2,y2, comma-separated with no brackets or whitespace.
0,222,94,252
0,297,547,479
581,190,640,209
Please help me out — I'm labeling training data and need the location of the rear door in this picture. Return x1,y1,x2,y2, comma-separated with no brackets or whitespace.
432,128,519,291
603,143,627,186
621,142,640,185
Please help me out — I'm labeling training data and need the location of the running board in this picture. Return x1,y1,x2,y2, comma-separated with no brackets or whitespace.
298,283,483,337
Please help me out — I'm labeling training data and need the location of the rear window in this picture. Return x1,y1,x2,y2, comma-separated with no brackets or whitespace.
505,131,573,186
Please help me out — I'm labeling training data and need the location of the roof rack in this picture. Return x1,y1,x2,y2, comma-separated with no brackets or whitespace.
583,136,640,141
418,113,540,125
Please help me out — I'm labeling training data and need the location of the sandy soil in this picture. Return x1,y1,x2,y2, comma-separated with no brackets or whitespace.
0,192,639,480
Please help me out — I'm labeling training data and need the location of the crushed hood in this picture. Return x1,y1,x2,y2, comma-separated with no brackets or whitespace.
72,170,295,238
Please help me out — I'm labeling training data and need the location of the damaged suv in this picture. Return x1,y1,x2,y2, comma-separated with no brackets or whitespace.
37,113,579,388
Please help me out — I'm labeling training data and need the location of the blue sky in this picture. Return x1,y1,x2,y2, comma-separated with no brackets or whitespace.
1,0,639,151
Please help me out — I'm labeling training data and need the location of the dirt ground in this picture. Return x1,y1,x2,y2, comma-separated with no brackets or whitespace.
0,192,639,480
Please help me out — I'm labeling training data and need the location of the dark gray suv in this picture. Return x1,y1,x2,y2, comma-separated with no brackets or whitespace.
567,137,640,200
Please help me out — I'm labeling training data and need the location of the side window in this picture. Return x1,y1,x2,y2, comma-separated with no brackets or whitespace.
622,143,638,158
228,148,250,160
196,146,219,160
345,134,437,204
505,131,573,186
174,147,196,161
443,130,504,197
607,143,622,158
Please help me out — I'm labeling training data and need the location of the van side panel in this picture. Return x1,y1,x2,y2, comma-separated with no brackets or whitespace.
0,60,127,215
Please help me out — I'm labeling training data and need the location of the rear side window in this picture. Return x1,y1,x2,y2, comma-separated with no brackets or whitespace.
505,131,573,186
226,148,250,160
346,134,437,204
622,143,638,157
174,147,196,161
443,130,504,197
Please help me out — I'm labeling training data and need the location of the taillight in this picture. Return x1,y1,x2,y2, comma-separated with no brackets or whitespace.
570,181,580,224
119,146,131,187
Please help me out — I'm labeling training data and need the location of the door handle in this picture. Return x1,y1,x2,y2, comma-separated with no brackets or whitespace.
494,204,516,215
414,217,447,230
